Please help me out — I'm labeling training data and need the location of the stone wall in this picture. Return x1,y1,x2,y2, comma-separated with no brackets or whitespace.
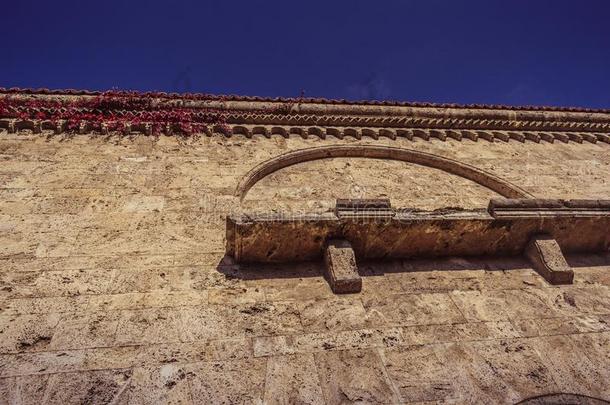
1,124,610,403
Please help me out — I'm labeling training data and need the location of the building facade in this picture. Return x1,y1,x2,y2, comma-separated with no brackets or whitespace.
1,88,609,403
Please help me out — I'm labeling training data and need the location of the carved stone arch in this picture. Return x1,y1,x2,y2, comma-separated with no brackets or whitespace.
517,393,610,404
236,145,534,202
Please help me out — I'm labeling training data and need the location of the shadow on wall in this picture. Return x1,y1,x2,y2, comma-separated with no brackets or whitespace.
215,252,610,282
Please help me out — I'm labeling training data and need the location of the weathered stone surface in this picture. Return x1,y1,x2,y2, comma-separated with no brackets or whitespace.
252,328,404,357
401,321,521,345
298,297,369,332
114,308,184,345
383,344,468,402
362,292,466,326
186,358,267,404
1,91,610,403
43,369,133,404
450,288,558,321
468,339,559,401
314,349,400,403
0,374,49,404
0,313,59,354
530,335,610,398
526,234,574,284
323,239,362,294
263,354,325,404
118,365,191,405
50,311,120,350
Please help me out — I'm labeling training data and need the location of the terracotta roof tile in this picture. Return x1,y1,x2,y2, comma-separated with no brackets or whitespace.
1,87,608,113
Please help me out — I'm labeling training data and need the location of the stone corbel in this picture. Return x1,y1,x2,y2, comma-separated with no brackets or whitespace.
525,234,574,285
323,239,362,294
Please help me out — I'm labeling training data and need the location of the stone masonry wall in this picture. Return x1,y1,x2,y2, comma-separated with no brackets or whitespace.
0,131,609,403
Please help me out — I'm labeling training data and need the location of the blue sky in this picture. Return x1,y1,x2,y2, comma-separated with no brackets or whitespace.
2,0,609,107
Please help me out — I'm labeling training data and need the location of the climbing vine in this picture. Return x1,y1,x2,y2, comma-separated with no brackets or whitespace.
0,91,235,135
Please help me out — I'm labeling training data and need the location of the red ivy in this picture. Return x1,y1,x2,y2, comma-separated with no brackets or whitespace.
0,91,239,136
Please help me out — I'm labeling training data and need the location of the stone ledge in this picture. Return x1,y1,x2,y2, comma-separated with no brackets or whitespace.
227,199,610,263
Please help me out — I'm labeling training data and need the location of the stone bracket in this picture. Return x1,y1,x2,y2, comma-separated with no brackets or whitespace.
323,239,362,294
525,234,574,285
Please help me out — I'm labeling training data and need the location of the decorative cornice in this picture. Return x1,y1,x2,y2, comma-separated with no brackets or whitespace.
1,88,609,144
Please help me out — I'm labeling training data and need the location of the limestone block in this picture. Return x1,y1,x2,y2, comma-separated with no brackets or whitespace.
525,234,574,285
324,239,362,294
